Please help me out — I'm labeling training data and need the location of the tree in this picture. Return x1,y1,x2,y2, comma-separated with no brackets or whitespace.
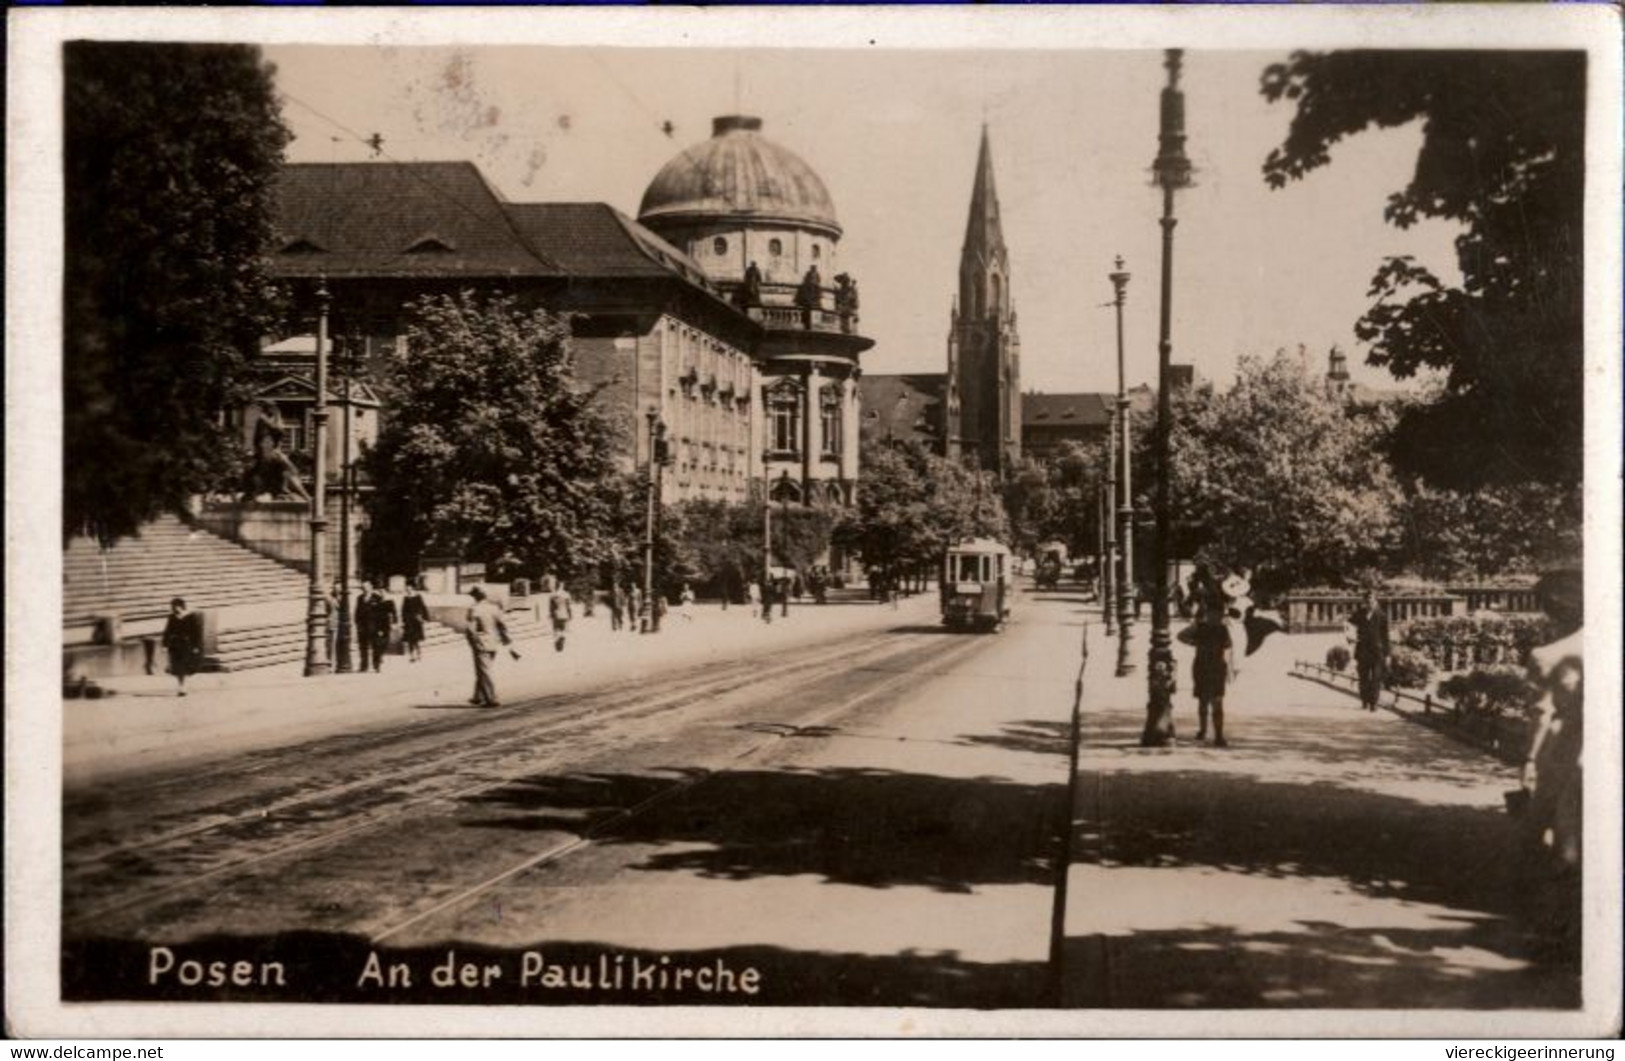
836,440,1009,586
1398,481,1583,583
64,43,292,542
1261,51,1584,489
1166,351,1404,592
361,291,629,581
1003,441,1108,560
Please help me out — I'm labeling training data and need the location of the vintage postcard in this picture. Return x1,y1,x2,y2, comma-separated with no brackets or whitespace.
6,4,1621,1039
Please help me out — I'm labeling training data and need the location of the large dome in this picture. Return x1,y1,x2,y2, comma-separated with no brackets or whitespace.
638,115,840,237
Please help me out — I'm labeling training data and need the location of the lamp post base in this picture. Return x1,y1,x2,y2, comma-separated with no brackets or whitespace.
1141,631,1176,746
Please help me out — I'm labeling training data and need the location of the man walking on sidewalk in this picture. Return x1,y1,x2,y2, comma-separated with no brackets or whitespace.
466,586,517,707
1349,589,1389,712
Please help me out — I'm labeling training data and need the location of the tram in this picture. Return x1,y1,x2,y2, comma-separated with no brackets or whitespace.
940,538,1014,631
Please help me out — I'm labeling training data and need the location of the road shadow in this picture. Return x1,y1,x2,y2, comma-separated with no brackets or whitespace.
959,719,1074,759
1062,919,1579,1009
460,766,1067,895
61,931,1047,1007
1067,707,1581,1007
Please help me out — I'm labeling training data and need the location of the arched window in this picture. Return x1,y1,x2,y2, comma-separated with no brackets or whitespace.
768,237,784,257
811,243,821,260
713,236,728,256
990,273,1002,315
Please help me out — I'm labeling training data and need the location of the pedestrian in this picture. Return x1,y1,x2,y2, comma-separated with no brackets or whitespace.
679,582,696,621
160,597,204,697
779,576,791,618
629,584,644,633
465,586,517,707
760,578,775,624
1348,589,1390,712
354,581,376,672
747,580,761,616
401,576,429,662
366,586,398,673
609,582,626,632
548,579,574,652
1191,596,1233,747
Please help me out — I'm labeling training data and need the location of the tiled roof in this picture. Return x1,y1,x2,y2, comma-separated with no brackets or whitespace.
503,203,716,291
271,162,560,278
859,374,945,447
1022,392,1112,428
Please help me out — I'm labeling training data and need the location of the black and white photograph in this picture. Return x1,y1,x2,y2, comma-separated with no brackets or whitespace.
7,5,1621,1039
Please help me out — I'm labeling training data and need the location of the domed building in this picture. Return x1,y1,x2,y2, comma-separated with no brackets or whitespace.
639,115,872,508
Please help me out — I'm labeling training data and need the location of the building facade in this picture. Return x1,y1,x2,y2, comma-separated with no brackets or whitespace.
637,115,872,507
264,161,765,507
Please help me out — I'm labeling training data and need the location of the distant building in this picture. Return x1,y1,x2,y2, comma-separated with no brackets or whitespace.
946,126,1022,475
860,126,1022,473
1020,392,1112,460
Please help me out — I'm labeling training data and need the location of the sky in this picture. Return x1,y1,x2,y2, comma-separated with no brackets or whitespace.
266,44,1461,396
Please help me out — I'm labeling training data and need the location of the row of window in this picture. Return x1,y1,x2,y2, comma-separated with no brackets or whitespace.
768,393,844,457
710,235,821,262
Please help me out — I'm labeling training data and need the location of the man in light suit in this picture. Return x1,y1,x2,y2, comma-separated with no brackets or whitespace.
465,586,517,707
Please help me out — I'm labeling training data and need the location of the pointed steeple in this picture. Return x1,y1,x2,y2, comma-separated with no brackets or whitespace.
962,125,1007,264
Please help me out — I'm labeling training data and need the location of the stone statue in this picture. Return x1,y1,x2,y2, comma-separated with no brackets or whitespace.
240,415,311,504
739,260,764,308
834,273,860,315
795,264,823,310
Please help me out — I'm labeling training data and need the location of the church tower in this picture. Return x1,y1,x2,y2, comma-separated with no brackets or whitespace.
946,126,1021,475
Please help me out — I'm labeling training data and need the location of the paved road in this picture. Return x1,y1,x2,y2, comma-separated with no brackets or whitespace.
63,591,1083,1007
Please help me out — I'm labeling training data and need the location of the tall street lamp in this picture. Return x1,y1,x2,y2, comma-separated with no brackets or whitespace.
1142,49,1193,746
1111,257,1137,677
334,327,357,674
762,449,773,610
643,408,667,634
779,469,792,618
1099,472,1115,637
303,279,333,677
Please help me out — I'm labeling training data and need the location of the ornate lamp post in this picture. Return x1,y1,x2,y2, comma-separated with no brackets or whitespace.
303,279,333,677
1142,49,1193,747
1111,257,1137,677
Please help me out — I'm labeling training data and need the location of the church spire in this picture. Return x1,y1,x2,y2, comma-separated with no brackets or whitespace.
962,124,1008,265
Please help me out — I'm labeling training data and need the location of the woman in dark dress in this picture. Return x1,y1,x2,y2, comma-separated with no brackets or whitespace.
161,597,204,697
401,578,429,662
1192,598,1233,747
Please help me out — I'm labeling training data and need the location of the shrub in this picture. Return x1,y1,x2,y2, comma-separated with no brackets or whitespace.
1398,613,1557,672
1325,645,1351,672
1438,665,1538,720
1384,646,1433,691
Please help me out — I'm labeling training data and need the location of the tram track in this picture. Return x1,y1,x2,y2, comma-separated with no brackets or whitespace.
64,626,956,930
369,632,994,944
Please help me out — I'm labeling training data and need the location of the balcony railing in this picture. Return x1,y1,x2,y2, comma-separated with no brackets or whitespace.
735,282,861,335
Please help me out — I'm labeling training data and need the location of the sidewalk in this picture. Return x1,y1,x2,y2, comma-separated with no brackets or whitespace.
65,592,938,784
1061,615,1581,1010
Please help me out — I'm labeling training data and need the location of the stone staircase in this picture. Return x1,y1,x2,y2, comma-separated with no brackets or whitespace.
65,515,311,646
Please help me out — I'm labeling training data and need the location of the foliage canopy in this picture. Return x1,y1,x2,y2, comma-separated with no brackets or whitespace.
64,43,291,542
1261,50,1585,488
